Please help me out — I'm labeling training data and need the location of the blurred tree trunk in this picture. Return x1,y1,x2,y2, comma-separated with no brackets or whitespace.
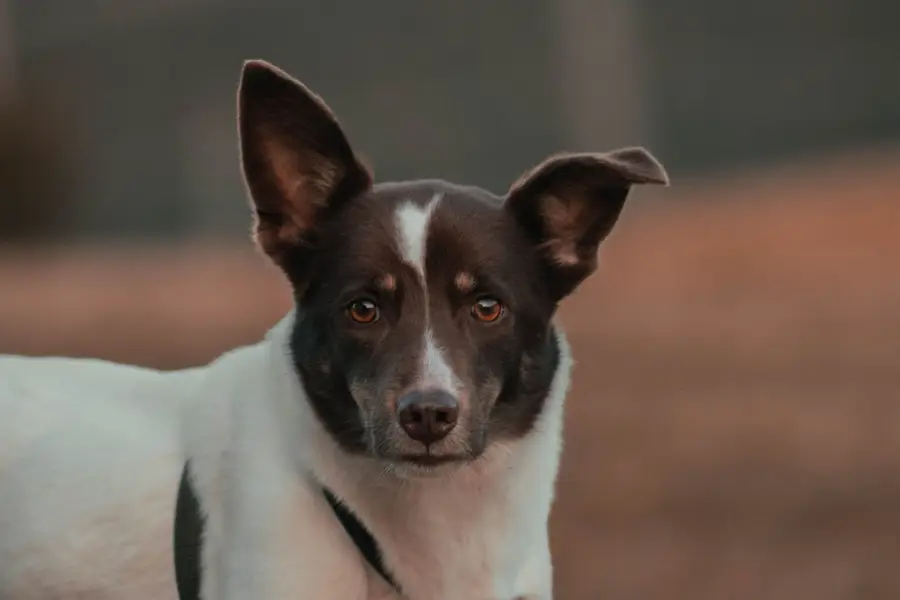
554,0,648,150
0,95,73,245
0,0,73,246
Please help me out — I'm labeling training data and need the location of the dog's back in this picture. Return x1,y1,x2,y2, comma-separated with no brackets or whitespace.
0,356,191,599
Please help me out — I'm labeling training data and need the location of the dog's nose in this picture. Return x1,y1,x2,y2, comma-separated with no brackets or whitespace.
396,389,459,445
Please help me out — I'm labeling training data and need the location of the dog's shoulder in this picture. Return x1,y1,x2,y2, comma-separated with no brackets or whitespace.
0,354,202,473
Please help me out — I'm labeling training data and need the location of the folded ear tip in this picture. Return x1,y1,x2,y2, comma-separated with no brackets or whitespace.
654,167,671,187
623,146,670,187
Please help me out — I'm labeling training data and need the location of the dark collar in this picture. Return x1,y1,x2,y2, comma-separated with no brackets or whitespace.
173,460,398,599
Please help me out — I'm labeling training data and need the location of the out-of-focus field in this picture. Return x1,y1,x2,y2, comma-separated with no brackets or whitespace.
1,148,899,599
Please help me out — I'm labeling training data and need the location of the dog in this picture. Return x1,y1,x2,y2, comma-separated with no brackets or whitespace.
0,59,669,600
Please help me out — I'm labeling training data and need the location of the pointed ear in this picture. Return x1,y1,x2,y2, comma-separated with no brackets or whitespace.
237,60,372,266
505,146,669,301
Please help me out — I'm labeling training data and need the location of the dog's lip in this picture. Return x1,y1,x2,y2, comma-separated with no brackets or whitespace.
397,454,467,467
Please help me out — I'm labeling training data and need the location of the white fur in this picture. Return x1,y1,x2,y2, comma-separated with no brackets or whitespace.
0,313,570,600
422,331,461,394
394,195,440,276
393,194,463,398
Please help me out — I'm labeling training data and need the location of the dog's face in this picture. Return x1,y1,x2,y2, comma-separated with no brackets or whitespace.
237,60,668,472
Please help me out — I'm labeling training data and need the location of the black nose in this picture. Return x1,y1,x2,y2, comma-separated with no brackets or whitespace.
396,389,459,445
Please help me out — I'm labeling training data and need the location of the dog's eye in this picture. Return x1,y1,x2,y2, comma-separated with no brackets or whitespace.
471,296,504,323
346,299,379,324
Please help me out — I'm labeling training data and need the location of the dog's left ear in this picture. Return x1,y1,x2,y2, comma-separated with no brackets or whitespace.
237,60,372,268
505,147,669,301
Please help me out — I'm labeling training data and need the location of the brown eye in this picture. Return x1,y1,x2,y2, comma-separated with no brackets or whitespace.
347,299,379,324
472,296,504,323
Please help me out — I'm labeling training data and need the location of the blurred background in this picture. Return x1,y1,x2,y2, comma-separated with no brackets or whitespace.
1,1,899,598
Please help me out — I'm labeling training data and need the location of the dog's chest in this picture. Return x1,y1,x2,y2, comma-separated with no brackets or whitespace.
354,479,539,600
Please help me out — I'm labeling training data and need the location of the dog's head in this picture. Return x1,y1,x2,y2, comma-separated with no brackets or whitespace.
237,60,668,473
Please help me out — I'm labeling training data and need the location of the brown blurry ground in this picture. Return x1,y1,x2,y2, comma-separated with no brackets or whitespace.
1,148,899,600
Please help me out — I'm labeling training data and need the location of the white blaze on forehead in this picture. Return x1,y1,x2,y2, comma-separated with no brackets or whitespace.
423,330,461,392
394,194,441,275
392,193,462,396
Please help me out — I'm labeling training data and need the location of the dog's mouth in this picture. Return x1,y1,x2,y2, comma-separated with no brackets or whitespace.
397,454,468,468
376,446,484,478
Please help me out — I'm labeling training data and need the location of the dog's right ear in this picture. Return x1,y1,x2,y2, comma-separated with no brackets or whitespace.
238,60,372,266
505,147,668,302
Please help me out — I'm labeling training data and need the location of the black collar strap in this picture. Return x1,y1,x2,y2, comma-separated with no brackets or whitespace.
173,460,398,599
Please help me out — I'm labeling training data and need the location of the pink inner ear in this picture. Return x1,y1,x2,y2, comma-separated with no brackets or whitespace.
259,136,343,229
537,194,592,266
